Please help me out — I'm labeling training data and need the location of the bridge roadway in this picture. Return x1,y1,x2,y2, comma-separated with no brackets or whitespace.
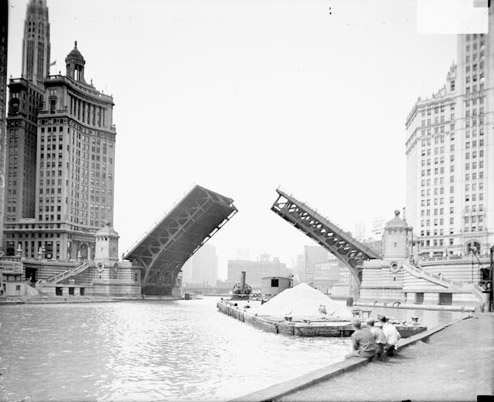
271,188,381,289
123,185,237,295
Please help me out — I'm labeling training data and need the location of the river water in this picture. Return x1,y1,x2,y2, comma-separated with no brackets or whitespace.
0,297,469,402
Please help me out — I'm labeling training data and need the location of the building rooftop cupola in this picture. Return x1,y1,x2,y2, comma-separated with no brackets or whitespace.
96,221,119,239
385,210,408,229
65,41,86,83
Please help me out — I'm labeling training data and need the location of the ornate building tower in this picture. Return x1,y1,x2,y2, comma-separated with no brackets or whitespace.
21,0,50,87
27,42,116,261
0,0,8,250
3,0,47,256
3,1,116,262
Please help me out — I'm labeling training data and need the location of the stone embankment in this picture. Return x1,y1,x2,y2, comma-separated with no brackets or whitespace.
232,312,494,402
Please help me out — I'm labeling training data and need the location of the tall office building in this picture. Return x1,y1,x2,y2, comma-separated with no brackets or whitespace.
0,0,8,250
3,1,116,260
405,10,494,258
22,0,50,86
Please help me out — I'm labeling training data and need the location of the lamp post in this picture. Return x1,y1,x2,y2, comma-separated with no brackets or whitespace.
490,246,494,312
470,246,476,283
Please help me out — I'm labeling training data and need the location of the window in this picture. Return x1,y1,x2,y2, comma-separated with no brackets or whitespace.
439,293,452,305
415,293,424,304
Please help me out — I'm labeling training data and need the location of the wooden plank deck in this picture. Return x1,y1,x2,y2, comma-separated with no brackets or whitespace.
217,299,427,338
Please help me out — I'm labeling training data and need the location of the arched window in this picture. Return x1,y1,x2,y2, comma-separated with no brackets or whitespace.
465,241,481,255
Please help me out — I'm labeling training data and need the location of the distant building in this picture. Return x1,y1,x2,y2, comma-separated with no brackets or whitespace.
370,216,385,240
181,243,218,286
363,238,383,256
290,253,305,282
227,253,290,289
235,248,250,261
0,0,8,250
405,19,494,258
353,221,366,242
303,245,328,286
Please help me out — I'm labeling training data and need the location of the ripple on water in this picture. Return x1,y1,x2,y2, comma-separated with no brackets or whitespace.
0,298,465,401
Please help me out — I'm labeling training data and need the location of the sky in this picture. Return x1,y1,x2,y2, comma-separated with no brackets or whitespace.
7,0,486,278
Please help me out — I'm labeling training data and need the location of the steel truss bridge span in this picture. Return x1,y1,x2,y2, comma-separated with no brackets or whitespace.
124,185,237,295
271,188,381,288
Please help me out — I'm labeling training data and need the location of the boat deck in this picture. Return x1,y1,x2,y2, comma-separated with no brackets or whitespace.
217,299,427,338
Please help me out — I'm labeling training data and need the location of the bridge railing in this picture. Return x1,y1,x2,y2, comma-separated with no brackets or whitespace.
403,260,469,289
123,184,196,257
273,188,381,260
46,261,91,284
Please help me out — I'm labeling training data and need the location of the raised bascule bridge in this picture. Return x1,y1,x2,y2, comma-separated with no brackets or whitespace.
123,185,237,295
271,188,381,292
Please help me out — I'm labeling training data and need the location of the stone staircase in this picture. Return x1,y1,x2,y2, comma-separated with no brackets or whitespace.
461,283,485,302
39,261,91,286
402,260,484,302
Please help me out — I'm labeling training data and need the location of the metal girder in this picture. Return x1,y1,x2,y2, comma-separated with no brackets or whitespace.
124,185,238,295
271,188,381,288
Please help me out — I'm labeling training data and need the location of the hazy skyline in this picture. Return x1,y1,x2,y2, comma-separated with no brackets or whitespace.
6,0,486,278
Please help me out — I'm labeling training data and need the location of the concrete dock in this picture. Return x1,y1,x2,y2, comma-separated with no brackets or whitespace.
232,312,494,402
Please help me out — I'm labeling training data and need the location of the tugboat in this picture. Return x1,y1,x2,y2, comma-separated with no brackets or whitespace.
230,271,253,300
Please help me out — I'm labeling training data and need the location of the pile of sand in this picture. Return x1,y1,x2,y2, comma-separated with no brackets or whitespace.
251,283,353,320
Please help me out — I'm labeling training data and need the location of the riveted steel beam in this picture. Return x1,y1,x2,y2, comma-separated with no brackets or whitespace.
124,185,238,295
271,188,381,290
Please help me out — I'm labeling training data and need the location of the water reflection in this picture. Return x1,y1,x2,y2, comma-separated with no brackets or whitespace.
1,298,350,401
0,298,471,401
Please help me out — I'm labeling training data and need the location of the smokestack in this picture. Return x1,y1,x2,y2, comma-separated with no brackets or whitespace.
240,271,246,291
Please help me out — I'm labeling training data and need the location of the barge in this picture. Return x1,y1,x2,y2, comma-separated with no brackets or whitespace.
217,298,427,338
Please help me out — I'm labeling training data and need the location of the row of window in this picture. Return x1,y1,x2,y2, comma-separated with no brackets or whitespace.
464,116,484,127
421,103,454,117
464,193,484,202
464,72,484,84
420,238,451,247
464,215,484,224
465,171,485,180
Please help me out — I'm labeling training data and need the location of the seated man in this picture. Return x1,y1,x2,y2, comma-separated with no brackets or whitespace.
345,319,377,360
366,318,387,359
379,315,401,357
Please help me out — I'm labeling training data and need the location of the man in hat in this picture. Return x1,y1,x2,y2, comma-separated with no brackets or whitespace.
366,318,387,359
345,318,377,360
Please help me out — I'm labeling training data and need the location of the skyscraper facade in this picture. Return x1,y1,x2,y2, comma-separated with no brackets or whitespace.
0,0,8,249
22,0,50,86
3,0,116,260
405,11,493,258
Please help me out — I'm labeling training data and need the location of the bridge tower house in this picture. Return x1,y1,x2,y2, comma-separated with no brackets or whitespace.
94,222,119,265
92,223,141,298
359,211,412,303
382,210,412,261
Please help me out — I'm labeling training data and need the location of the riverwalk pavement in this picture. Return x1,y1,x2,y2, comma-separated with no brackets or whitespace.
234,312,494,402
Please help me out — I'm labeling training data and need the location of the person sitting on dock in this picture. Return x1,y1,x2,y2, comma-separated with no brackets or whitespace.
366,318,387,359
379,316,401,357
345,319,377,360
